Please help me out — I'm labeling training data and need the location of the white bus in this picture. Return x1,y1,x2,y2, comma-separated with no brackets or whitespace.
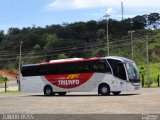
20,56,140,96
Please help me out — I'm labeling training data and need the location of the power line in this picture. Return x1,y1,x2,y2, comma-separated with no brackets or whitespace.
0,34,144,54
0,34,145,56
0,38,146,60
0,39,146,61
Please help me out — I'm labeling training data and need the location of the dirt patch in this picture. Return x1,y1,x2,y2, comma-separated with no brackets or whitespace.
0,69,18,78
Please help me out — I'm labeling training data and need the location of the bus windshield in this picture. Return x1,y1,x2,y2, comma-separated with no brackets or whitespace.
125,62,139,82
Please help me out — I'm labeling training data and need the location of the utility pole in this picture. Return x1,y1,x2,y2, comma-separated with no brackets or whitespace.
104,14,110,56
18,41,23,91
146,35,150,87
121,1,124,20
128,31,134,60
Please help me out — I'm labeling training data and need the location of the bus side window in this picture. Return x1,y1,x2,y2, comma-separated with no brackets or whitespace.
21,67,26,76
75,62,92,73
35,66,46,75
107,59,126,80
93,61,110,73
115,63,126,80
32,66,41,76
22,66,36,76
60,63,76,74
48,64,60,75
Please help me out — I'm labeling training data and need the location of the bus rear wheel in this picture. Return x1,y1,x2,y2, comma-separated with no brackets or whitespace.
98,84,110,96
58,92,67,96
112,91,121,95
44,85,54,96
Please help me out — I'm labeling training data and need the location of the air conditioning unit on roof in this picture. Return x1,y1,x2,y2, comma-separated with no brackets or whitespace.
49,58,83,63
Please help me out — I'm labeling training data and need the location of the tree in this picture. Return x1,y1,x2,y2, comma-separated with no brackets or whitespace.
0,31,4,44
0,12,160,71
58,53,68,59
43,34,58,50
33,44,41,51
148,13,160,29
132,15,147,30
86,20,97,31
7,28,21,35
96,29,106,41
121,18,133,31
93,48,107,57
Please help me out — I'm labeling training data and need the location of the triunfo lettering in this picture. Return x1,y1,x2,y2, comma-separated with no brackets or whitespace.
58,80,80,85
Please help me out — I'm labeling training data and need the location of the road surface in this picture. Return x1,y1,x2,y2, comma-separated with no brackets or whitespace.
0,88,160,114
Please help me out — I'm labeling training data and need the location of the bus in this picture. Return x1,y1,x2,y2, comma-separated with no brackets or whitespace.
20,56,140,96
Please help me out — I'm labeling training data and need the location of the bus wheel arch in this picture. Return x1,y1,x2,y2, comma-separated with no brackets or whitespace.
44,85,54,96
98,83,110,96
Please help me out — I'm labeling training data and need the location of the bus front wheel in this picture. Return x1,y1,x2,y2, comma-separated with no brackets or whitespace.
44,85,54,96
98,84,110,96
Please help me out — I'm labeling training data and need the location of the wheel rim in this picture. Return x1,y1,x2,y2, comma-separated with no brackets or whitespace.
101,86,108,94
46,88,52,95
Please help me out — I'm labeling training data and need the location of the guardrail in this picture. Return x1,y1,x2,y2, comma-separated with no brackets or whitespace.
157,75,160,87
4,77,8,92
141,74,144,87
141,74,160,87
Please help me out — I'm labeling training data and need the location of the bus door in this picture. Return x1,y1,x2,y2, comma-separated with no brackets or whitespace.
115,62,127,91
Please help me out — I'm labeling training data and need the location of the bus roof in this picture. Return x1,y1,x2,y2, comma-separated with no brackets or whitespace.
22,56,134,67
22,57,101,67
103,56,133,63
47,57,100,64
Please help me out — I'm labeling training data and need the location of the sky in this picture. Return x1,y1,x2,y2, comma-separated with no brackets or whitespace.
0,0,160,32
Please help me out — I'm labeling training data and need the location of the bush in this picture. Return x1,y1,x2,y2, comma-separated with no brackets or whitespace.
0,76,8,84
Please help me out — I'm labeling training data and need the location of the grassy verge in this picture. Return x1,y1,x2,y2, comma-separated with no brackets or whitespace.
0,90,22,94
139,63,160,87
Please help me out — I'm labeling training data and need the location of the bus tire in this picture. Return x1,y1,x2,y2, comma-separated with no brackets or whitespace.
98,83,110,96
112,91,121,95
58,92,67,96
44,85,54,96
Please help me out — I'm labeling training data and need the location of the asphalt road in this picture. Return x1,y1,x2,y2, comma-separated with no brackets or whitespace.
0,88,160,114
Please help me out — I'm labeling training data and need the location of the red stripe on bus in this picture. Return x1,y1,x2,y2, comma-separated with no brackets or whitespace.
44,73,94,89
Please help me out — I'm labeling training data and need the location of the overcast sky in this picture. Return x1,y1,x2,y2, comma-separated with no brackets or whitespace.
0,0,160,32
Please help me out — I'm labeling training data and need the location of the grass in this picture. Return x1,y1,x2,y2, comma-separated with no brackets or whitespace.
143,83,159,88
0,90,22,94
139,63,160,87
